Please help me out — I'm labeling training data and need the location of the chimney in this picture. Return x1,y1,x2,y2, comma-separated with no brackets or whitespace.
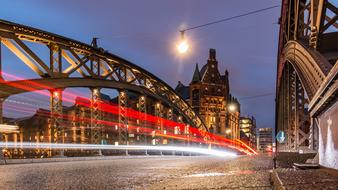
209,48,216,60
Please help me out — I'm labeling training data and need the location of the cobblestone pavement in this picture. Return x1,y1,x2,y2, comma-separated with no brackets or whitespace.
0,154,273,190
272,168,338,190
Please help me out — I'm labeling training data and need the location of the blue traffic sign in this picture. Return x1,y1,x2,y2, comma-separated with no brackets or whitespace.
276,131,286,143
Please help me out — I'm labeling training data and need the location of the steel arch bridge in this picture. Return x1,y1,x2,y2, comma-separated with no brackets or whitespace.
276,0,338,160
0,19,210,151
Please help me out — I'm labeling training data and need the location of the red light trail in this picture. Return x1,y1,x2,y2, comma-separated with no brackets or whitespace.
0,72,257,155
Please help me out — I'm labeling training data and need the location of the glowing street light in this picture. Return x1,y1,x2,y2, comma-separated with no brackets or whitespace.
228,103,237,112
225,129,232,134
177,31,189,54
175,6,279,55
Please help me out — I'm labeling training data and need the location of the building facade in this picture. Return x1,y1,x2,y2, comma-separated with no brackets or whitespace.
175,49,240,140
257,128,273,152
239,116,256,149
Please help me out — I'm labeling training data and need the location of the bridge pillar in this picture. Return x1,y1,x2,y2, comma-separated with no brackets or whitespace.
79,107,87,145
154,102,163,146
49,89,64,157
138,95,148,154
166,108,173,144
118,90,128,154
90,88,102,155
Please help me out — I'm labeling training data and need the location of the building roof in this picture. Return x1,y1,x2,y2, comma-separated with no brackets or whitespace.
175,81,190,100
191,63,201,84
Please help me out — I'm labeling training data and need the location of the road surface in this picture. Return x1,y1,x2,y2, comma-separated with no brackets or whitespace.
0,154,273,189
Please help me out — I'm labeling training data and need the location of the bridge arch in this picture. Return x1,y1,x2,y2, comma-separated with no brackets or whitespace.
0,19,209,146
278,40,331,100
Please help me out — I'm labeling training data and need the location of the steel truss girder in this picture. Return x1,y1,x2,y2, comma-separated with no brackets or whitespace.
277,63,311,151
0,19,208,138
281,0,338,49
118,90,128,144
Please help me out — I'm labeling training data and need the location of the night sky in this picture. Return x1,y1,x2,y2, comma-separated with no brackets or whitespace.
1,0,280,128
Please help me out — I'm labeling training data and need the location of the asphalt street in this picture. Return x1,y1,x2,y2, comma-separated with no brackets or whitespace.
0,154,273,190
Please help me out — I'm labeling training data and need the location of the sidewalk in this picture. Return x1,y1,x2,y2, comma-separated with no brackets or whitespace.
271,167,338,189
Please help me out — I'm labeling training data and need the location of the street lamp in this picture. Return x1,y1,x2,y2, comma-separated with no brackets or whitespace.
177,31,189,54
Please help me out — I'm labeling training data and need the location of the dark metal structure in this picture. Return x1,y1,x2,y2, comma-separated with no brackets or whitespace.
0,19,209,152
276,0,337,152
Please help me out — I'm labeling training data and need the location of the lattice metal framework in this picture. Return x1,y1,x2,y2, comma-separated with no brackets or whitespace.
79,107,87,144
278,63,311,150
118,91,128,145
91,88,102,144
138,95,147,144
276,0,337,151
49,89,63,144
0,19,209,140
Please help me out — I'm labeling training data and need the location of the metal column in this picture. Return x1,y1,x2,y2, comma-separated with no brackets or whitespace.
138,95,148,154
138,95,147,143
167,108,173,145
154,102,163,145
49,89,64,156
91,88,102,144
118,90,128,145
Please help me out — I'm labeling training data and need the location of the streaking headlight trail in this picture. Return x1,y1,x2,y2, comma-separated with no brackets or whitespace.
0,142,237,158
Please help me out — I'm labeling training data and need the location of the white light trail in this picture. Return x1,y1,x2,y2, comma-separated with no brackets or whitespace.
0,142,237,158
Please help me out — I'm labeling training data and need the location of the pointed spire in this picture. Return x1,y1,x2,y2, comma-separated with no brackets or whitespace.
191,63,201,83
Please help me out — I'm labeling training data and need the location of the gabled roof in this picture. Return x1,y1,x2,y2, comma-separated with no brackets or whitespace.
175,81,190,100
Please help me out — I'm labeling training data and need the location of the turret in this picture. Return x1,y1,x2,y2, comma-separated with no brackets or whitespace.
191,63,201,84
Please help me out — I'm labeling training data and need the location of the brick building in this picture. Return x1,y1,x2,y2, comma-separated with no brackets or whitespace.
175,49,240,140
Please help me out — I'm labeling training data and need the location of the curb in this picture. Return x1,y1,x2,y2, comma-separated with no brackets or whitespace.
270,169,285,190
